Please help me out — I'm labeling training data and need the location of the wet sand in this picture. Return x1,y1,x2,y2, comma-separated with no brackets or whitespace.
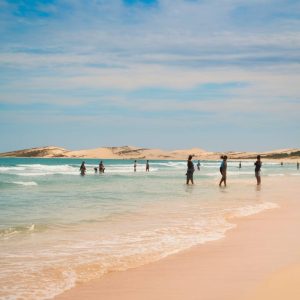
54,177,300,300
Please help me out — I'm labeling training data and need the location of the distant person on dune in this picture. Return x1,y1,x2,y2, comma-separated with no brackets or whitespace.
219,155,227,187
254,155,262,185
80,161,86,176
186,155,195,185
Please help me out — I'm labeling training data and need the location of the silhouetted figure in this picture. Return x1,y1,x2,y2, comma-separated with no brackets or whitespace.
280,162,283,166
146,160,150,172
297,162,299,170
80,161,86,176
134,160,137,172
239,161,242,169
219,156,227,187
186,155,195,185
254,155,262,185
99,161,105,173
197,160,201,171
94,167,98,173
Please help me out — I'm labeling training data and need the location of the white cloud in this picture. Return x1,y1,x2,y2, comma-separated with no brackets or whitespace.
0,0,299,144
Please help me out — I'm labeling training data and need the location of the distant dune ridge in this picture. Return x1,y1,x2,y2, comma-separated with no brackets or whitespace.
0,146,299,160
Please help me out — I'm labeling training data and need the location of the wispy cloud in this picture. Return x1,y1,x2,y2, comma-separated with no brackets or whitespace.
0,0,299,151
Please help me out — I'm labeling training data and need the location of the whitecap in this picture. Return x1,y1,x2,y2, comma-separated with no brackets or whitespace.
12,181,38,186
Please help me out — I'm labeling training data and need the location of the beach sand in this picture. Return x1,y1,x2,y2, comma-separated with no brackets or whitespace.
247,263,300,300
54,177,300,300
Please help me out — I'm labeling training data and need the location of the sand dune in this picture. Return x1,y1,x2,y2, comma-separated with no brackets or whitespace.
0,145,299,160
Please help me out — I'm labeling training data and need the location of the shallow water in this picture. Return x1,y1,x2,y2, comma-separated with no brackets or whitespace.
0,158,298,300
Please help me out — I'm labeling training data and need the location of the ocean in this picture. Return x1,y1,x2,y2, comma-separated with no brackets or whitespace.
0,158,299,300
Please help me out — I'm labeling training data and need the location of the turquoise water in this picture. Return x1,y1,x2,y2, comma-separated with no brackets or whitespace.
0,158,299,300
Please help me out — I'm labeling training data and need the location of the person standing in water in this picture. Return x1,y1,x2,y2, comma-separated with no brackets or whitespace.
219,155,227,187
99,161,105,173
186,155,195,185
254,155,262,185
146,160,150,172
197,160,201,171
297,162,299,170
239,161,242,169
134,160,137,172
80,161,86,176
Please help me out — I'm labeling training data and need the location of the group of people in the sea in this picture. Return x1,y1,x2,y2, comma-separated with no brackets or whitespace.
80,161,105,175
80,157,299,186
186,154,261,186
186,155,298,186
79,160,151,176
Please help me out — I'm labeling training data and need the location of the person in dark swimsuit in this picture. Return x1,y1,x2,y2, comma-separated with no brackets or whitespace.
254,155,262,185
99,161,105,173
134,160,137,172
186,155,195,185
80,161,86,176
219,155,227,187
146,160,150,172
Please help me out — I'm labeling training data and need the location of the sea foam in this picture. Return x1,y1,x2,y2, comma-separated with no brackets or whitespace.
12,181,38,186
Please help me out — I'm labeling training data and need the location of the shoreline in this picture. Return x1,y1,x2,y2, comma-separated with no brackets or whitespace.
54,177,300,300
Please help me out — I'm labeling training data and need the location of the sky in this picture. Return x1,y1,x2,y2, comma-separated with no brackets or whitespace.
0,0,299,152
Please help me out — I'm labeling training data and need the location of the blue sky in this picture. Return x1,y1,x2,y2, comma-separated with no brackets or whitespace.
0,0,299,152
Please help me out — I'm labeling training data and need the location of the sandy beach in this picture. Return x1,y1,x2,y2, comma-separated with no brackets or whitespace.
53,176,300,300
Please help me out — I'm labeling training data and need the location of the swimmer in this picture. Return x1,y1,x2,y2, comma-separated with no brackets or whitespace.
80,161,86,176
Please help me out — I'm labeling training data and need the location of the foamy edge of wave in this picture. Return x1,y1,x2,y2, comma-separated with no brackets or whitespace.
228,202,279,218
0,201,280,300
0,224,35,239
12,181,38,186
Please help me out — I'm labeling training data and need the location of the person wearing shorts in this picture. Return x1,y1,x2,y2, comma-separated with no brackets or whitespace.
219,155,227,187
